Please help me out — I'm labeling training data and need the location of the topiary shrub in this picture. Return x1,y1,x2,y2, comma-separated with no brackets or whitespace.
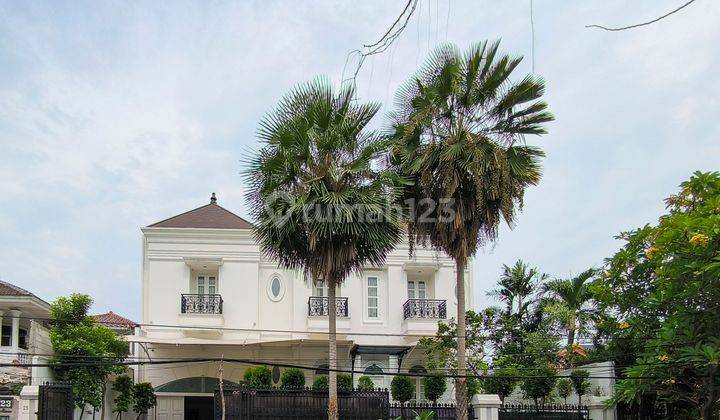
569,369,591,402
244,365,272,388
520,366,558,406
338,373,353,391
357,375,374,391
391,375,415,404
312,375,329,391
480,367,520,403
556,379,572,404
423,374,446,403
280,368,306,388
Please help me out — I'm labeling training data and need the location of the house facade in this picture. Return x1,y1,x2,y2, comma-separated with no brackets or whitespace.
0,280,53,419
132,195,473,419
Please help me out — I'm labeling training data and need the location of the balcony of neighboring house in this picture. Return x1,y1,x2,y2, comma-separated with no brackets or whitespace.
402,267,446,334
306,280,351,331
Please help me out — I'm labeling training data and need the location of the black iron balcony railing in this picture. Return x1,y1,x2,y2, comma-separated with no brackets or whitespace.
181,294,223,314
307,297,349,317
403,299,446,319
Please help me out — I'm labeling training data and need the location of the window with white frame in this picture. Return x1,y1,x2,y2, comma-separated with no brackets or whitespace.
407,280,426,299
313,280,327,297
409,365,427,401
367,276,379,318
197,274,217,295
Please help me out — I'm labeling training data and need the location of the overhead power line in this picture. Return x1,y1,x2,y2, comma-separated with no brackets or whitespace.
586,0,697,31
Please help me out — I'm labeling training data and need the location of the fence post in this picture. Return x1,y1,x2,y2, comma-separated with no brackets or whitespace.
471,394,501,420
587,395,615,420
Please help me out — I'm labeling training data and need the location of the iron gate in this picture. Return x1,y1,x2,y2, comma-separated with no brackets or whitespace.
214,387,389,419
38,384,73,420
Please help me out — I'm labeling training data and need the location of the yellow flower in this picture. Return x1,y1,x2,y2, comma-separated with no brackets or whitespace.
689,233,709,246
645,247,658,258
619,322,630,330
658,354,670,362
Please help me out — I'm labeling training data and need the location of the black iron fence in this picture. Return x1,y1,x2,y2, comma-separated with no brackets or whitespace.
403,299,447,319
307,297,349,317
499,404,589,420
214,387,387,419
181,293,223,314
390,402,474,419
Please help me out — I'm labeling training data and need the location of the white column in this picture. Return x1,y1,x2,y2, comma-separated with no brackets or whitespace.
472,394,502,420
588,395,615,420
9,309,21,352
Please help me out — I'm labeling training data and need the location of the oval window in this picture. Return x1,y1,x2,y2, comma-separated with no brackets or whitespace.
267,275,285,302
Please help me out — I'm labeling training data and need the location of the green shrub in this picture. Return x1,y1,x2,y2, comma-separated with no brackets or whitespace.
391,375,415,404
422,374,446,403
132,382,156,418
311,373,352,391
569,369,591,399
280,368,305,388
312,375,329,391
338,373,353,391
556,379,572,404
520,366,557,406
244,365,272,388
480,367,520,403
112,375,134,418
357,375,375,391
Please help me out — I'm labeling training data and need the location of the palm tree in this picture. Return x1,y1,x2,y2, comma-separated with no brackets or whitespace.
389,41,553,420
543,269,597,347
490,260,546,320
246,78,403,420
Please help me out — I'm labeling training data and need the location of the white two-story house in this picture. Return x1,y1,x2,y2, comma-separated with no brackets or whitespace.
132,194,473,419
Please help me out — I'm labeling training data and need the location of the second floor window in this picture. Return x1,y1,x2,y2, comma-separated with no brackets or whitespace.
313,280,327,297
367,277,378,318
407,280,426,299
197,275,217,295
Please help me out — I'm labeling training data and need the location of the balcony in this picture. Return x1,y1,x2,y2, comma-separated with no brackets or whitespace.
306,297,350,332
402,299,446,335
307,297,349,317
178,294,224,335
181,294,223,314
403,299,446,319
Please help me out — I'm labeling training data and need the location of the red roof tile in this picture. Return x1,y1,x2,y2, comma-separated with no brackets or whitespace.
93,311,137,328
148,193,253,230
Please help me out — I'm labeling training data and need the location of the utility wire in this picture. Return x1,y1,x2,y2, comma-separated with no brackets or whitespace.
586,0,697,31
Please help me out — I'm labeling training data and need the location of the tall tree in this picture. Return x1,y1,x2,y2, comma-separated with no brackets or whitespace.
543,268,597,346
389,40,553,419
596,171,720,420
246,78,403,419
49,294,129,419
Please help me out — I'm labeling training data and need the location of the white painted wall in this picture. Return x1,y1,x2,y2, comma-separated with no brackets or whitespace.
141,226,472,347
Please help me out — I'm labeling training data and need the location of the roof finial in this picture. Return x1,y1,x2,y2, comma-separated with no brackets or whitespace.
210,192,217,204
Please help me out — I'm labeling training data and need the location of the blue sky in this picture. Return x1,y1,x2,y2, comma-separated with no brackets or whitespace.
1,1,718,320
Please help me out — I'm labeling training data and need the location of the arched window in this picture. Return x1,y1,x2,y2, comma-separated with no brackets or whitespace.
364,363,384,375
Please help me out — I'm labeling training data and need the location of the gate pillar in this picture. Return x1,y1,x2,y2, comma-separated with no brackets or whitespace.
471,394,501,420
588,395,615,420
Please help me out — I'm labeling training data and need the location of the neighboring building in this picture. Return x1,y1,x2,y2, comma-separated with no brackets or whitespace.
94,311,137,334
0,280,52,419
133,194,473,419
0,281,52,386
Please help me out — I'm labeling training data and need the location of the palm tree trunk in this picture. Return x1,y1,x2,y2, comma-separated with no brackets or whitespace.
567,314,576,347
327,277,339,420
455,256,468,420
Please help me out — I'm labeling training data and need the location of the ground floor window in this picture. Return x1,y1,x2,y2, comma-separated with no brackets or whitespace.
409,365,427,401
